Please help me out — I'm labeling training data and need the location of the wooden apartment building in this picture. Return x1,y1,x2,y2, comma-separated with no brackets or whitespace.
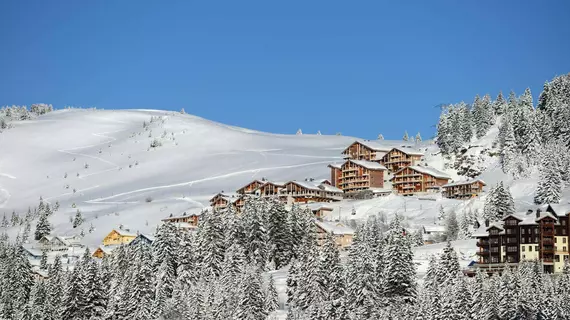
210,192,246,212
380,147,424,172
473,204,570,274
442,179,486,199
339,159,387,193
390,165,451,195
281,180,343,204
341,140,391,162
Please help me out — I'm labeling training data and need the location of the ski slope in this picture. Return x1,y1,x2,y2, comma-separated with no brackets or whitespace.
1,108,569,256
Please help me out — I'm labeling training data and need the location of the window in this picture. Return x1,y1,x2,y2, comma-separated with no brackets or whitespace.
491,247,499,253
522,238,526,244
564,246,567,252
529,246,533,252
491,257,499,263
536,246,539,251
563,220,567,226
521,229,525,235
534,237,539,243
506,219,517,226
564,229,567,235
507,246,517,252
564,238,568,244
506,229,514,235
523,254,526,259
522,246,525,252
490,229,499,235
556,255,561,262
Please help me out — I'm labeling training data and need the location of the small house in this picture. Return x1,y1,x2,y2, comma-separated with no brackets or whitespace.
102,229,137,246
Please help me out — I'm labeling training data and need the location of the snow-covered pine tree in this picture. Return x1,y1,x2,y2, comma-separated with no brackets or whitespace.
445,210,458,241
234,266,268,320
415,132,422,143
318,232,347,320
377,134,384,140
267,200,292,269
437,241,460,284
34,210,51,240
403,131,409,141
459,102,474,143
241,199,269,269
382,218,416,303
296,129,302,135
494,182,515,219
457,212,472,240
130,242,154,320
28,278,47,320
265,274,279,314
534,143,563,204
1,215,8,228
45,255,64,320
11,210,19,227
500,115,517,175
40,250,48,270
494,91,507,115
73,209,83,228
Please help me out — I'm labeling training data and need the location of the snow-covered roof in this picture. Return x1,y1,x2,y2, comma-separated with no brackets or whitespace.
520,215,539,225
422,225,446,233
97,245,119,254
443,179,486,188
314,220,354,235
547,204,570,216
328,163,342,170
210,192,240,202
348,159,387,171
390,147,424,156
502,214,523,221
236,179,266,192
303,203,334,211
260,181,286,187
172,222,197,230
112,229,137,237
22,246,43,257
536,212,559,222
486,222,504,231
287,180,322,191
319,184,343,193
369,188,393,194
472,226,490,238
405,165,451,179
162,211,201,221
345,140,392,153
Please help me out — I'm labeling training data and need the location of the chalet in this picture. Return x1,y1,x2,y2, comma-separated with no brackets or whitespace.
102,229,137,246
161,212,200,227
129,234,155,247
255,181,286,197
390,165,451,196
339,159,387,193
38,235,83,252
303,203,334,218
473,205,570,274
209,192,246,212
442,179,486,199
22,247,43,261
236,179,266,195
422,225,446,244
281,180,343,204
314,220,354,249
93,245,118,259
380,147,424,172
327,163,343,188
341,140,391,162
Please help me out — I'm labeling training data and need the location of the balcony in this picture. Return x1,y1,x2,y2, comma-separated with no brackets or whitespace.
476,250,490,256
542,231,555,236
476,241,489,247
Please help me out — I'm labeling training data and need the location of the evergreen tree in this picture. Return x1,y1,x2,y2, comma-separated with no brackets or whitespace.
40,250,48,270
494,91,507,115
1,215,8,228
11,211,19,227
403,131,409,141
535,143,563,204
265,275,279,314
234,267,268,320
415,132,422,143
241,199,269,269
267,200,292,269
495,182,516,218
34,210,51,240
500,115,517,174
445,211,458,241
382,218,416,302
377,134,384,140
73,209,83,228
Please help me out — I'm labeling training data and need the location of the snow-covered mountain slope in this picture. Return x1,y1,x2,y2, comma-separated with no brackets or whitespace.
0,109,367,245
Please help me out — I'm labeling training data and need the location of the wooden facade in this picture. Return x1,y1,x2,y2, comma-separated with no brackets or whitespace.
390,165,450,196
314,220,354,249
236,179,265,195
281,181,343,204
162,213,200,227
210,193,245,212
473,205,570,274
442,179,486,199
341,141,390,162
328,163,343,188
256,181,285,197
339,159,386,193
380,147,423,172
102,229,137,246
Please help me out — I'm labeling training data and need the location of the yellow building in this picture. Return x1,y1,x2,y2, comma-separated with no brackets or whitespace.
92,245,118,259
314,220,354,249
102,229,137,246
554,236,569,273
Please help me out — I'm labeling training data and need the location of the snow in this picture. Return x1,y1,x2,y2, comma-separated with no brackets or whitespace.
314,220,354,235
443,179,486,188
348,159,387,170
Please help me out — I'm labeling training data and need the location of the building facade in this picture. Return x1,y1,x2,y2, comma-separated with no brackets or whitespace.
442,179,486,199
473,205,570,273
328,163,342,188
341,141,391,162
380,147,423,172
390,165,451,195
102,229,137,246
339,159,387,193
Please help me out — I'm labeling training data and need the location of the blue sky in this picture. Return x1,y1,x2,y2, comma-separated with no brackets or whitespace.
1,1,569,139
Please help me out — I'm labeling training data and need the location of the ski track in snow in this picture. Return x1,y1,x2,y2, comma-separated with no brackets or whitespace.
86,160,334,204
44,185,101,202
0,173,16,179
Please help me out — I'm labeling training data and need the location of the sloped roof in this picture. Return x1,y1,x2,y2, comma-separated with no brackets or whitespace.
112,229,137,237
472,226,490,238
536,212,559,222
348,159,387,171
394,165,450,179
209,192,239,202
304,203,334,211
422,225,446,233
328,163,342,170
343,140,392,153
236,179,266,192
260,181,286,188
314,220,354,235
390,147,424,156
319,184,343,193
547,204,570,216
287,180,322,191
443,179,486,188
502,214,523,221
96,245,119,255
486,222,504,231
